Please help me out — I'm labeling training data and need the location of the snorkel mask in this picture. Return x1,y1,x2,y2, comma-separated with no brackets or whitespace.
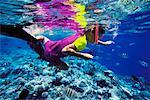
93,23,105,44
85,23,105,44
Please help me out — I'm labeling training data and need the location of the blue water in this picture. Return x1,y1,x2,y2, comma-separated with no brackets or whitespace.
92,32,150,81
1,0,150,99
88,11,150,81
0,0,150,82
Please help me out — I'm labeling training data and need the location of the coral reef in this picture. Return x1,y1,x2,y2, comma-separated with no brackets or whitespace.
0,36,150,100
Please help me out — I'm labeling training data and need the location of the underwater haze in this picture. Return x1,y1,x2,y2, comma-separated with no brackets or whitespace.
0,0,150,99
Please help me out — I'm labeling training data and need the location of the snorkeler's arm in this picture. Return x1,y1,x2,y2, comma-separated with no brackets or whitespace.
62,44,93,59
98,40,107,45
98,40,115,45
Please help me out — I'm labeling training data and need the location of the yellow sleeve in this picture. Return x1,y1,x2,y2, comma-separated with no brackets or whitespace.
73,35,87,51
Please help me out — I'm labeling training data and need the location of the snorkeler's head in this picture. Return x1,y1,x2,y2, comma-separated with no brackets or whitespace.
92,24,105,38
85,23,105,43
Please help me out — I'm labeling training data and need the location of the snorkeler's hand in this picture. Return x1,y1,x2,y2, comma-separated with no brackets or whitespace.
104,41,115,45
82,53,94,59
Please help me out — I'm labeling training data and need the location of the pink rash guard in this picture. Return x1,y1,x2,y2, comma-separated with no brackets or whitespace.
43,33,82,63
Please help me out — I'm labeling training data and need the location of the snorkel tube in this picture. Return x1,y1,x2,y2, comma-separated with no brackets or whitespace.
94,22,99,44
94,22,106,44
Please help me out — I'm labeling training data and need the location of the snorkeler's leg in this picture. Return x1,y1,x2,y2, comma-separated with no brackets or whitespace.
28,35,49,57
0,24,45,57
0,24,37,43
48,57,69,70
56,60,69,70
28,39,44,57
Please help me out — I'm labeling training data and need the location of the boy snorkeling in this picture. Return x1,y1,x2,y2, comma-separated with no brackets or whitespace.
30,22,114,70
0,23,114,70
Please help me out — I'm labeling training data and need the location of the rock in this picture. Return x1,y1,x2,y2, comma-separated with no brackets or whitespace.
70,86,84,93
17,77,27,86
98,95,102,100
30,80,38,86
97,89,103,95
131,75,142,84
34,66,39,71
97,80,109,88
56,97,65,100
0,62,11,67
56,72,63,79
42,70,49,76
106,92,111,98
104,70,113,78
2,79,11,85
48,77,55,83
85,89,94,95
0,69,11,78
52,78,62,86
6,87,17,95
78,81,87,88
121,86,133,99
86,71,95,76
110,95,120,100
108,83,113,88
27,84,34,91
18,89,29,100
12,68,24,75
42,83,49,91
29,63,33,67
34,85,44,94
140,91,150,99
111,79,118,86
104,70,112,75
61,77,70,86
42,92,48,98
37,85,44,93
28,71,35,77
134,83,141,89
100,89,112,99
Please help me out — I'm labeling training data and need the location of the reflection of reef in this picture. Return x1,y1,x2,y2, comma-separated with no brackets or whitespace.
0,36,149,99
